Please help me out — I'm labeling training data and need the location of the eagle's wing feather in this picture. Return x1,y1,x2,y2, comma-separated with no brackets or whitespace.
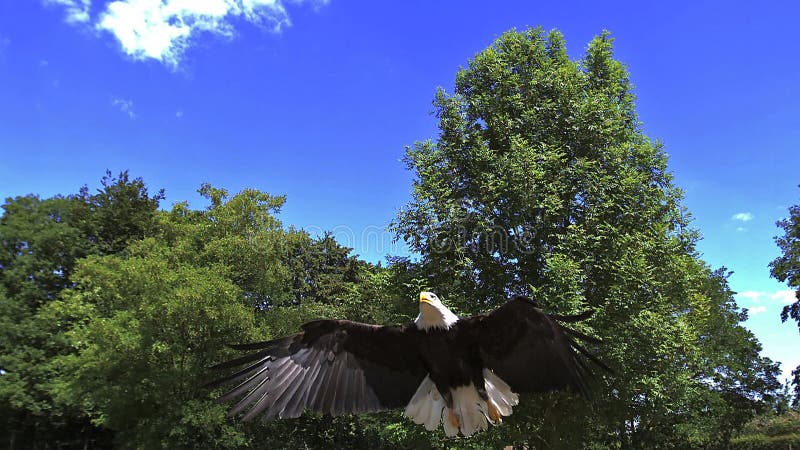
206,320,426,420
463,296,609,396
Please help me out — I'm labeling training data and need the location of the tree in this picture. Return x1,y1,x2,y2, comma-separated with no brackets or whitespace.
1,172,410,448
44,245,257,449
45,184,398,448
730,410,800,449
770,199,800,404
76,170,165,255
392,27,780,448
0,171,163,449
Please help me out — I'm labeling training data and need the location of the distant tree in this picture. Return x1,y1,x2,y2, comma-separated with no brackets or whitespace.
392,27,781,448
770,199,800,405
77,170,165,254
730,410,800,449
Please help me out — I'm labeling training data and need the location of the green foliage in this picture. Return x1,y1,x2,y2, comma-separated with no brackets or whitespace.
770,198,800,403
771,201,800,329
44,250,255,448
37,182,399,448
740,411,800,437
730,434,800,450
0,170,162,448
77,170,166,255
731,411,800,449
394,28,687,312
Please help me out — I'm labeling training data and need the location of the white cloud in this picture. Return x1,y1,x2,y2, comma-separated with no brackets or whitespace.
771,290,798,304
732,212,754,222
112,98,136,118
175,110,184,118
736,227,747,232
46,0,327,68
748,305,767,315
45,0,91,23
736,289,798,305
737,291,763,302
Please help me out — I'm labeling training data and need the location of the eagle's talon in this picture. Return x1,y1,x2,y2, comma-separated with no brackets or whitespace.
488,401,502,424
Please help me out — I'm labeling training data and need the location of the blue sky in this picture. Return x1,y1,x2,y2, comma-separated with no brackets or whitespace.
1,0,798,382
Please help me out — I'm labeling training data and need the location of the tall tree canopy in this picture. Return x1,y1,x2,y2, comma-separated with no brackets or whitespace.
393,28,781,448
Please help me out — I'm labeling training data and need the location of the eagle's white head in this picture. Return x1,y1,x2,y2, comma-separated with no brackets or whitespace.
415,291,459,330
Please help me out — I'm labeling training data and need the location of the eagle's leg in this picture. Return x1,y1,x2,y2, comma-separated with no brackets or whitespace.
448,408,460,429
438,386,461,432
472,372,502,424
487,400,502,424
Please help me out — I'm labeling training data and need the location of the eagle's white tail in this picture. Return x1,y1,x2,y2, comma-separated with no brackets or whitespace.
483,368,519,417
404,376,445,431
403,369,519,437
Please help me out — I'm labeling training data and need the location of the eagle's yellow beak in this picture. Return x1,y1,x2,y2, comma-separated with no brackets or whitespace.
420,292,434,305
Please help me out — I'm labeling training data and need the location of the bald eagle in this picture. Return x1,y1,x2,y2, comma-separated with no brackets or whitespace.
206,293,609,437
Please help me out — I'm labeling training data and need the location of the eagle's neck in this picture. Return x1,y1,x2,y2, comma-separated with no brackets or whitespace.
415,303,459,331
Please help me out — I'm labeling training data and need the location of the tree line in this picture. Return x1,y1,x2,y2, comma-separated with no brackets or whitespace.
1,28,798,449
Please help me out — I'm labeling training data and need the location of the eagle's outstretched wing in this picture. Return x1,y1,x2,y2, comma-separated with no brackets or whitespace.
462,296,610,396
205,320,427,421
